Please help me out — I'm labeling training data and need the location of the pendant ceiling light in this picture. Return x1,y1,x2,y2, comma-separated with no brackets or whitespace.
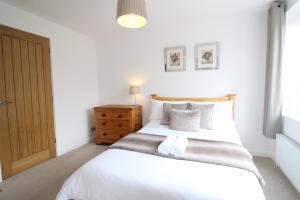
117,0,148,29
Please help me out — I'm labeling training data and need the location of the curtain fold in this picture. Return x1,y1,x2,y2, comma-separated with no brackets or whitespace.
263,1,286,138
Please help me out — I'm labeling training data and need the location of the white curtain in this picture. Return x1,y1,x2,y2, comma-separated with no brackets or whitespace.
263,1,286,138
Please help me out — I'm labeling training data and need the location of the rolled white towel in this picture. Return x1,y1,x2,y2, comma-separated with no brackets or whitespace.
158,135,177,155
170,136,189,157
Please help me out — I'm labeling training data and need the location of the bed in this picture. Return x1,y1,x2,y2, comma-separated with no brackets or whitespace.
56,94,265,200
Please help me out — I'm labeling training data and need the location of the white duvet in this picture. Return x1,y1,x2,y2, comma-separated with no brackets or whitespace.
56,120,265,200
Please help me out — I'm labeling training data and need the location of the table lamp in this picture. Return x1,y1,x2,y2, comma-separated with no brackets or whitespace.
129,86,141,106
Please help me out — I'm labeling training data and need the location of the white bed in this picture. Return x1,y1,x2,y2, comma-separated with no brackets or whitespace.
138,119,242,145
56,95,265,200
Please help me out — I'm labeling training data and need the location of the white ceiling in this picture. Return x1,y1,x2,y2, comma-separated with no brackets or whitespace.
0,0,273,38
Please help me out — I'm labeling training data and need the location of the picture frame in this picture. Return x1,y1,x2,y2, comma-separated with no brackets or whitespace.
164,46,186,72
195,42,219,70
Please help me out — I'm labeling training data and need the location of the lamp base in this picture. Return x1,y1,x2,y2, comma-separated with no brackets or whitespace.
132,95,138,106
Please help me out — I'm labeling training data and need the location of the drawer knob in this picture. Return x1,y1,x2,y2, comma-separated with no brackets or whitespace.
102,113,106,117
103,133,107,136
118,114,122,118
118,124,123,127
102,122,107,126
120,134,123,137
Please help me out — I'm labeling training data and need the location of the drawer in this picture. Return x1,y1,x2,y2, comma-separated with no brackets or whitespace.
112,120,130,129
96,110,131,120
96,129,129,140
96,119,114,129
96,111,114,119
111,111,131,119
96,119,130,129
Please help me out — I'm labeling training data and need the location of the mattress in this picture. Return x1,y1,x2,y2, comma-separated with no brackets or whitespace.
56,121,265,200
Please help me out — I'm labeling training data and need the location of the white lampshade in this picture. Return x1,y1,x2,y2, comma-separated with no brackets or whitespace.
117,0,147,29
129,86,141,95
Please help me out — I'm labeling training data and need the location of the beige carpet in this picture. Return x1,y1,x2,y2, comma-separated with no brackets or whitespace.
253,157,300,200
0,143,299,200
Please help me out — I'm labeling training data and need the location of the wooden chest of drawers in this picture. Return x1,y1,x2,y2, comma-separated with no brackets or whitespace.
94,105,142,144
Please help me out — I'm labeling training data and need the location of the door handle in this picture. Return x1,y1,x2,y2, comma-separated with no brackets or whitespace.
0,100,14,106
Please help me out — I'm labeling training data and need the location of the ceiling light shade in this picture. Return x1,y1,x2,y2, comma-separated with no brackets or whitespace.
117,0,147,29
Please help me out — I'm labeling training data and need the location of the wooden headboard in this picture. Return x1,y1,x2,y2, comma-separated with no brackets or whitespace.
150,94,236,119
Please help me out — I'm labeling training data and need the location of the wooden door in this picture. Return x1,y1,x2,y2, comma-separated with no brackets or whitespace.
0,25,56,179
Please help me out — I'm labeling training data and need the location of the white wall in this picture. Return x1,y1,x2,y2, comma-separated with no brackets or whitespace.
0,2,99,156
97,12,275,157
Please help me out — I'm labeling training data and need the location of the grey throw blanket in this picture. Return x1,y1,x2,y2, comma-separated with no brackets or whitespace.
109,133,265,185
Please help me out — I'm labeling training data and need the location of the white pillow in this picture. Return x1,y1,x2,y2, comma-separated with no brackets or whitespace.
191,100,234,127
149,99,188,120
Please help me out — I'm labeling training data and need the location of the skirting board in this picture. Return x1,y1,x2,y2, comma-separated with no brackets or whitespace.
57,140,274,158
56,136,274,159
57,136,95,156
249,150,273,158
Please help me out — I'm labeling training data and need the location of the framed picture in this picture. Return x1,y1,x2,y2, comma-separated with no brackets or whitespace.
164,46,186,72
195,42,219,70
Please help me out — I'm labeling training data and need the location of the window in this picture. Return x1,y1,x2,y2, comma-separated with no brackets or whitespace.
282,2,300,117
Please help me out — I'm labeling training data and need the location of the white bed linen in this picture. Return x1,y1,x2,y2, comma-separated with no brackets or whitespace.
138,120,242,145
56,121,265,200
